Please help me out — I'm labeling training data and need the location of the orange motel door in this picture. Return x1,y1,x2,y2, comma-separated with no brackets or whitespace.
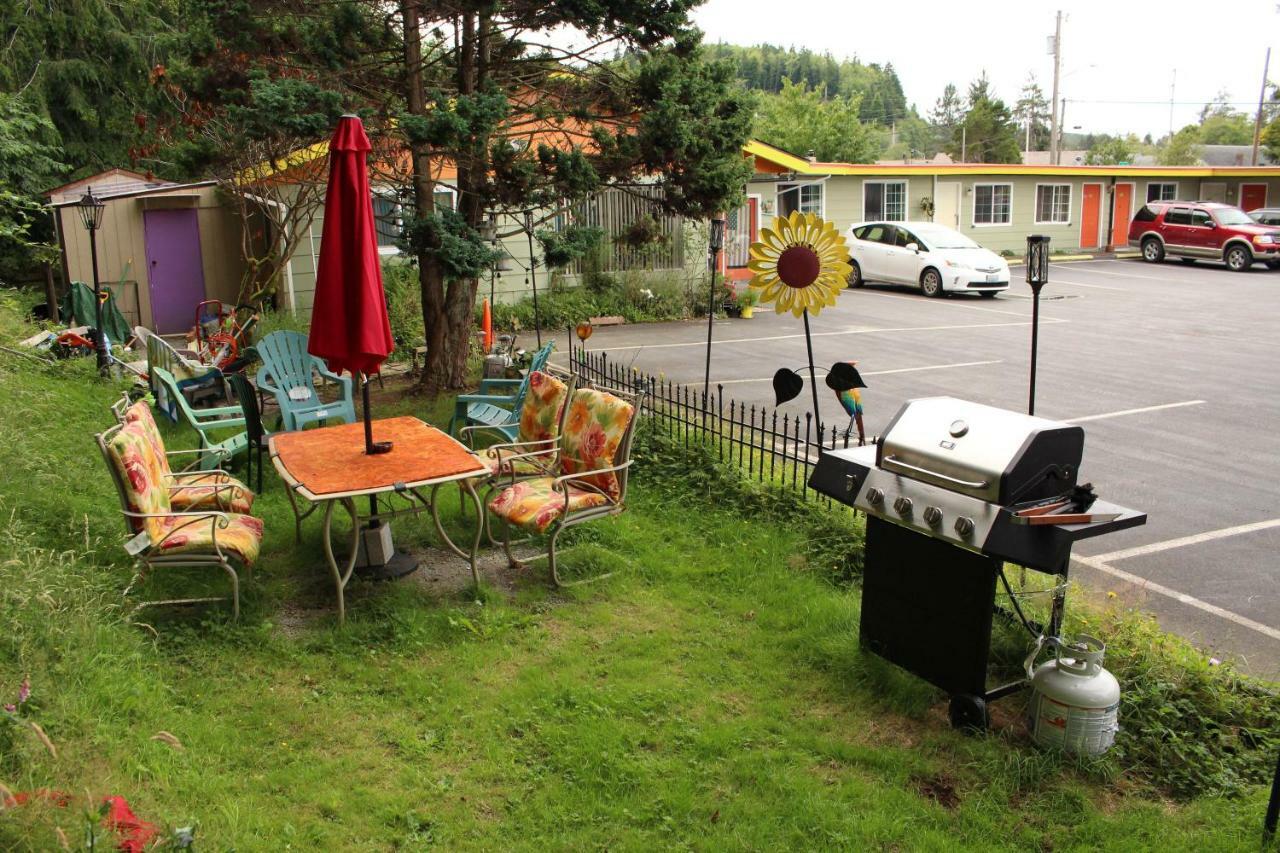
1110,183,1133,248
1080,185,1101,249
1241,183,1267,212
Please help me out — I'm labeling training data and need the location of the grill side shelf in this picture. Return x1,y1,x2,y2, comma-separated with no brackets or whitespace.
983,500,1146,572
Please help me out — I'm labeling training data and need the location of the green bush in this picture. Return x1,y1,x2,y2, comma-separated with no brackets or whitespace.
488,270,708,332
381,258,424,359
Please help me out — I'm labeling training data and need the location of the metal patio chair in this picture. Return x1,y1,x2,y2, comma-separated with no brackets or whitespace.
486,384,641,586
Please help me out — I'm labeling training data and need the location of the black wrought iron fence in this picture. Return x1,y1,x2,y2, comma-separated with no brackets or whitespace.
568,346,861,505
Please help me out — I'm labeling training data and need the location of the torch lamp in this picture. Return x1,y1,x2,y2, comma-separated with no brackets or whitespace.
75,188,109,374
1025,234,1050,416
703,216,727,413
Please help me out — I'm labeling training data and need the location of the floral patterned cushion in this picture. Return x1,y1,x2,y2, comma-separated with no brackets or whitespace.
151,513,263,565
105,423,172,527
488,477,611,533
123,400,255,513
517,371,569,446
559,388,634,501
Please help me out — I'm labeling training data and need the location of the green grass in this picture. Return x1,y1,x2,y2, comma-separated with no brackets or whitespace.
0,298,1276,849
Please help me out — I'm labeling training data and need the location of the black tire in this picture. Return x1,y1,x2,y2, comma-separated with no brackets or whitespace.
948,694,989,733
1267,260,1280,270
847,260,864,288
1141,237,1165,263
979,291,998,298
1225,244,1253,272
1179,257,1197,264
920,267,944,298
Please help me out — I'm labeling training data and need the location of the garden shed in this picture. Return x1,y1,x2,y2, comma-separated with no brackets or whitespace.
46,170,255,334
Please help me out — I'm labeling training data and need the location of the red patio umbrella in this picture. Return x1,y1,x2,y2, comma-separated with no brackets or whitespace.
308,114,395,455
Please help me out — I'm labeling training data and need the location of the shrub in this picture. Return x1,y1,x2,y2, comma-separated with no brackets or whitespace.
381,258,424,358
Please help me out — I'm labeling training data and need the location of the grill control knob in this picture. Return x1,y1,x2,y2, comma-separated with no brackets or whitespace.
893,496,913,516
954,516,975,538
923,506,943,527
866,487,885,505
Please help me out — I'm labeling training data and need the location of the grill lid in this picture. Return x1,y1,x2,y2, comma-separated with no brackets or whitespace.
877,397,1083,504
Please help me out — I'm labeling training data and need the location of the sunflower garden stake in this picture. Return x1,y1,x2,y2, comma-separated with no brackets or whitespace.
747,211,855,428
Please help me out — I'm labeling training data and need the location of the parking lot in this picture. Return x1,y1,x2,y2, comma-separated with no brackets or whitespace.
550,257,1280,677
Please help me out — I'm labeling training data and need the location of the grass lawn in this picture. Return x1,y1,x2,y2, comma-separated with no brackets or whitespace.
0,313,1274,848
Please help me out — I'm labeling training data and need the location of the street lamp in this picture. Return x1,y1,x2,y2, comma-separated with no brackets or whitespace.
1026,234,1050,415
75,188,109,374
702,216,726,413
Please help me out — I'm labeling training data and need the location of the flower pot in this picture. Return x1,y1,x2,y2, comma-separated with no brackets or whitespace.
740,305,754,319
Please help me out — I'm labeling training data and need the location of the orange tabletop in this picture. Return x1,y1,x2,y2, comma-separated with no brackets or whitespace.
271,416,485,497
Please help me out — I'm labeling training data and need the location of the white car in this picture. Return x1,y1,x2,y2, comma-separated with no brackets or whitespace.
845,221,1010,298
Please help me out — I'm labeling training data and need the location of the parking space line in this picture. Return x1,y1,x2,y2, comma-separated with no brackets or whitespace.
1072,553,1280,643
593,319,1066,352
1089,518,1280,564
715,359,1003,385
1064,400,1205,423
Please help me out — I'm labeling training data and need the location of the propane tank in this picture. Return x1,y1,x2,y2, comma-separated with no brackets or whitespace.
1026,635,1120,756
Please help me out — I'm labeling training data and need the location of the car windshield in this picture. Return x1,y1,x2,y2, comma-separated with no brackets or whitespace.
910,225,981,249
1213,208,1254,226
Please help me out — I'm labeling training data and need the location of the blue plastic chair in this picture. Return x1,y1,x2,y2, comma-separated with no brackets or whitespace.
450,341,555,440
151,367,249,470
255,331,356,431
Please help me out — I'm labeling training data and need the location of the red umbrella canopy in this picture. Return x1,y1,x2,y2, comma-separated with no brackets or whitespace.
307,115,394,376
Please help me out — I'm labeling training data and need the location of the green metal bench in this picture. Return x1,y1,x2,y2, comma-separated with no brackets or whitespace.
449,341,555,440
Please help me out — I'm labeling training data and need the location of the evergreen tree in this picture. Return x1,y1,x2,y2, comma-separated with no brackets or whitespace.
928,83,964,152
949,75,1020,163
1014,75,1051,152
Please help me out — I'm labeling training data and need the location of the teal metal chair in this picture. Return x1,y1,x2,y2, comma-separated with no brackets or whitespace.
152,367,249,471
255,331,356,431
449,341,555,440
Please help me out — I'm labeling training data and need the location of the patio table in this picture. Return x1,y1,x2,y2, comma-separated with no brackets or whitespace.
269,416,489,622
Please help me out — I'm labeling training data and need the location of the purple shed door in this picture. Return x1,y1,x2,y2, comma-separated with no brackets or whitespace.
143,208,206,333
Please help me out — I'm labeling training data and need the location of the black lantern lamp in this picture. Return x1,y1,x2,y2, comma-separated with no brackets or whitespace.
702,217,727,412
1025,234,1051,415
76,188,110,374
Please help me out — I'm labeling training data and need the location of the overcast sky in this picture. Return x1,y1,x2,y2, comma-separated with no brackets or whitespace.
691,0,1280,139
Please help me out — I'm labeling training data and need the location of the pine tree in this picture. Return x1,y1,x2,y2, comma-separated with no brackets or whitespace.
1014,75,1051,152
950,75,1020,163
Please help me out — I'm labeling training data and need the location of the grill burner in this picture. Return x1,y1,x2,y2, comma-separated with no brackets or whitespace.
810,396,1145,729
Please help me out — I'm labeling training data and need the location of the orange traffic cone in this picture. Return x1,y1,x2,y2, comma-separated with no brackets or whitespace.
481,298,494,353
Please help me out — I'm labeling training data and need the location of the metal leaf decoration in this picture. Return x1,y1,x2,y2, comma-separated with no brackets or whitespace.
825,361,867,391
772,368,804,405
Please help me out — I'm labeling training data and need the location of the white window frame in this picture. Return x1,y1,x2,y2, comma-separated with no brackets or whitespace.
862,180,909,222
776,180,825,218
972,182,1013,227
1146,182,1178,203
371,188,404,256
1033,183,1072,225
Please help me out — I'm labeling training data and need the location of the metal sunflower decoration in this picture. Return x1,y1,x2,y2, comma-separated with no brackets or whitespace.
747,211,851,317
746,210,855,427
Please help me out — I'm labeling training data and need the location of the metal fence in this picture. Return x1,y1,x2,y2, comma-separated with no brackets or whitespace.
569,346,860,504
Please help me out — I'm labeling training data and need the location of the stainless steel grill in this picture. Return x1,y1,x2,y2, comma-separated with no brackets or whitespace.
809,396,1146,730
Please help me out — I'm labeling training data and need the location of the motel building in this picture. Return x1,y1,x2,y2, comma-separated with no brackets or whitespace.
723,139,1280,279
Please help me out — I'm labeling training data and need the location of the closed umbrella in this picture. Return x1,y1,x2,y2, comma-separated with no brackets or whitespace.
308,114,395,455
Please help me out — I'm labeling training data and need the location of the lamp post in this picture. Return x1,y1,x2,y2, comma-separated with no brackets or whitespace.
702,216,726,414
1025,234,1050,415
75,188,109,374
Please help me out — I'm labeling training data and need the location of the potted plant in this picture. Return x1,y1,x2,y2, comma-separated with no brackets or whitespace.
737,287,759,319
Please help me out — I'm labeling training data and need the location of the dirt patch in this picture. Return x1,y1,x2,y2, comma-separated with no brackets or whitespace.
403,543,545,598
913,772,961,810
273,602,331,638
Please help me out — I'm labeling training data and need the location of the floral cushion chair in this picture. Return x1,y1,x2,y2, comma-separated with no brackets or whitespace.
487,386,640,586
116,399,255,515
98,419,263,620
460,370,571,481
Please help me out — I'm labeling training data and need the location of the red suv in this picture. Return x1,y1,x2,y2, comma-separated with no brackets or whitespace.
1128,201,1280,271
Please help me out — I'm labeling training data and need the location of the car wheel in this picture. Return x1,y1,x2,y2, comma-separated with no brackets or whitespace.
1141,238,1165,263
1267,260,1280,270
920,268,943,298
847,260,864,288
1225,244,1253,272
1179,257,1197,264
979,291,998,298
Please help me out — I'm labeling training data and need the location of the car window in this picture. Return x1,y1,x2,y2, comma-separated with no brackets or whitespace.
1133,205,1160,223
894,228,918,248
1190,209,1213,228
1262,214,1280,226
1164,207,1192,225
861,224,892,244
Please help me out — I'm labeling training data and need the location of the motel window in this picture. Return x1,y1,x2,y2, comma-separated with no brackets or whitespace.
372,195,401,250
1147,182,1177,202
864,180,907,221
973,183,1012,225
778,182,823,217
1035,184,1071,224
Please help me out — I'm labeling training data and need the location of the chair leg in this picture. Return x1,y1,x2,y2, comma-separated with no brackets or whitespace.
500,517,523,570
222,562,240,620
256,445,264,493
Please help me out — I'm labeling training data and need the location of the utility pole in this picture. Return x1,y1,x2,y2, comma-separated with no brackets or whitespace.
961,126,967,163
1253,48,1271,166
1169,68,1177,138
1049,10,1062,164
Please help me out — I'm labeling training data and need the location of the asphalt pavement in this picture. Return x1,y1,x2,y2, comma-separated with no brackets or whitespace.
547,256,1280,678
